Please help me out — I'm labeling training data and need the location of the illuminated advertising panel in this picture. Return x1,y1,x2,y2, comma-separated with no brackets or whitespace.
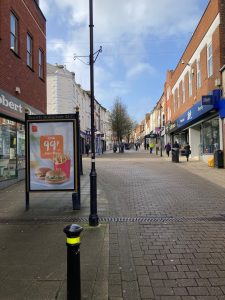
26,114,78,192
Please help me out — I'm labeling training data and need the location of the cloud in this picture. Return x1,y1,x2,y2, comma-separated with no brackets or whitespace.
40,0,208,116
126,63,155,79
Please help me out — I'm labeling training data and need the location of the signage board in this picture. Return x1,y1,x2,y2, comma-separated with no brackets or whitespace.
0,89,43,121
26,114,78,192
202,95,214,106
177,100,214,128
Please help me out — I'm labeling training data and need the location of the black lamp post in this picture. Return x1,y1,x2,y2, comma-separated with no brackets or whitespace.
89,0,99,227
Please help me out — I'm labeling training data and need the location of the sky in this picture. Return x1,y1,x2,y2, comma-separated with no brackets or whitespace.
39,0,209,123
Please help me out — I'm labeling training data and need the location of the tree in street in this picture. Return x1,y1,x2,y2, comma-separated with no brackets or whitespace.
110,97,136,142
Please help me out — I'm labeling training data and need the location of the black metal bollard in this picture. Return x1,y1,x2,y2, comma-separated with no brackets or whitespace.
64,224,83,300
72,192,80,210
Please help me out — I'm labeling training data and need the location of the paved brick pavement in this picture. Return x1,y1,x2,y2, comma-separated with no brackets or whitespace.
1,148,225,299
96,149,225,300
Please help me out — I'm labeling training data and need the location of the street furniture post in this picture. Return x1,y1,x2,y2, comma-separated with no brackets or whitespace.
89,0,99,226
64,224,83,300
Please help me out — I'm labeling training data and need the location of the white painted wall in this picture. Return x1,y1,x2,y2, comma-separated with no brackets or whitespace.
189,127,200,159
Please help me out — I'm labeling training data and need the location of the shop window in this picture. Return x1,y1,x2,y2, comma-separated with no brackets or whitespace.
202,118,219,154
10,12,18,54
17,123,25,169
0,118,25,181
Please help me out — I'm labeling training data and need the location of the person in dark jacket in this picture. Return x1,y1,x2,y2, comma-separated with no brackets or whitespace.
184,143,191,161
165,142,171,157
85,143,90,157
173,141,180,149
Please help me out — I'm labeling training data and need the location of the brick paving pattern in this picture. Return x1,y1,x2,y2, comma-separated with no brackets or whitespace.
96,150,225,300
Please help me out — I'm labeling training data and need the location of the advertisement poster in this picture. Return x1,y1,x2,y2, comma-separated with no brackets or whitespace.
28,120,76,191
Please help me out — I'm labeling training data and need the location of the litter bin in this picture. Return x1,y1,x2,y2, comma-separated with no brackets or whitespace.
214,150,224,168
172,148,179,163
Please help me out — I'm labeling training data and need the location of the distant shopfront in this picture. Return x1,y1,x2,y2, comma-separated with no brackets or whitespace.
169,90,221,160
0,89,43,187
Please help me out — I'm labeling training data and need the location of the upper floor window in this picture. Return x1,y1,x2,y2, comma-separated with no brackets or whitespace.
27,33,33,68
207,43,213,77
189,71,192,97
177,88,180,109
182,80,185,103
196,59,201,89
39,49,44,79
10,13,18,54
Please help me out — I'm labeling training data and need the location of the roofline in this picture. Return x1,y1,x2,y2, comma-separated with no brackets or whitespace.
172,1,211,74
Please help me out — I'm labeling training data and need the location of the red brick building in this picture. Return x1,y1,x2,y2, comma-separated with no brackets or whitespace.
0,0,46,187
165,0,225,163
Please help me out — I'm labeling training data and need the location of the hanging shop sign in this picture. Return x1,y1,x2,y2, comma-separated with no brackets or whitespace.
0,89,42,121
202,95,214,106
25,114,78,192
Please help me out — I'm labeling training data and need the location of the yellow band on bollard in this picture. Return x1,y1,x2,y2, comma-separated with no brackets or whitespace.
67,237,80,245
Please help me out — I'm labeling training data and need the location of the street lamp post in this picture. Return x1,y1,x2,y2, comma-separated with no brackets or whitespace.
89,0,99,227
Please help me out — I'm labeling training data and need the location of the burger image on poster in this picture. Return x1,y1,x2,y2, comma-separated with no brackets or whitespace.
35,167,52,180
45,169,67,184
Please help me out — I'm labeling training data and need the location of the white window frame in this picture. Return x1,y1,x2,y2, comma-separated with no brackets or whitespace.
196,59,201,89
10,12,18,54
172,94,175,112
182,80,185,103
207,43,213,77
27,33,33,68
189,71,192,97
39,49,44,79
177,88,180,109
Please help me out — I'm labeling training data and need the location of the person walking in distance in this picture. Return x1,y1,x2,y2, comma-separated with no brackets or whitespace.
149,141,155,154
184,143,191,161
164,142,171,157
85,143,90,157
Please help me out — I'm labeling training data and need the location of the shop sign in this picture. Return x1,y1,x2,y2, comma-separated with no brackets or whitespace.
177,100,214,128
202,95,214,106
0,89,42,121
166,122,177,133
26,114,78,192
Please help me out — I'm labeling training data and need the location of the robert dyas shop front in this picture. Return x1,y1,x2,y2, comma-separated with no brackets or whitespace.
0,89,43,189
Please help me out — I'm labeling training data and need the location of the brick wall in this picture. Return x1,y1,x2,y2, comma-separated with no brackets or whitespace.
165,0,224,123
0,0,46,114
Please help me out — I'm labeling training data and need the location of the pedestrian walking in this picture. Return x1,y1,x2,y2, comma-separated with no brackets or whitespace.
165,142,171,157
135,143,138,151
149,142,155,154
184,143,191,161
85,143,90,157
113,143,117,153
173,141,180,149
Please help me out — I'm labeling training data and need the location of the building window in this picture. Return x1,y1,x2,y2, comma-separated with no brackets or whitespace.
10,12,18,54
177,88,180,109
27,33,33,68
182,80,185,103
201,118,219,154
207,43,213,77
0,118,25,181
196,59,201,89
39,49,44,79
189,71,192,97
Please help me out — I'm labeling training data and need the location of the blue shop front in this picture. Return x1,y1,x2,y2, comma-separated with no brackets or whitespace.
171,89,224,162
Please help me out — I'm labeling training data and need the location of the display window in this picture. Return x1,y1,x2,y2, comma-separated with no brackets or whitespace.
0,117,25,181
202,118,219,154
